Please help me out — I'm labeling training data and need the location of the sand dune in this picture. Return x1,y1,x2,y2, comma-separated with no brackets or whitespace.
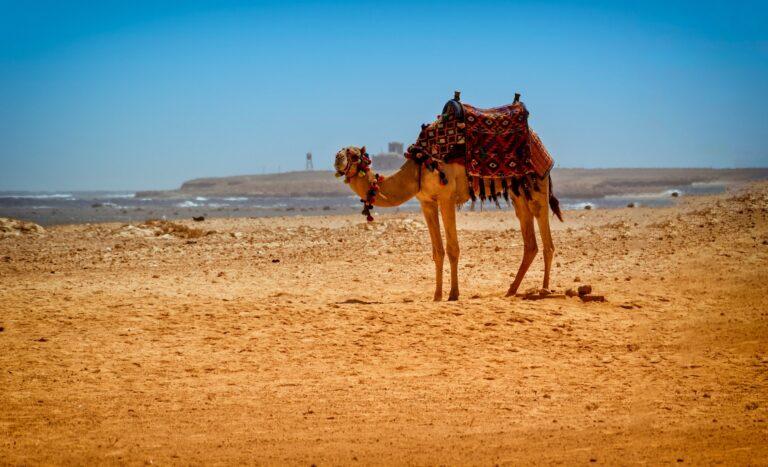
1,183,767,464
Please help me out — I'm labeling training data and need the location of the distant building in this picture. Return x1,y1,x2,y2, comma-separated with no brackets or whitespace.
388,142,404,155
306,152,313,170
372,141,405,171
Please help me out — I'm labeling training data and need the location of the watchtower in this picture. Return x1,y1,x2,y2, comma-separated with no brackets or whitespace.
306,152,313,170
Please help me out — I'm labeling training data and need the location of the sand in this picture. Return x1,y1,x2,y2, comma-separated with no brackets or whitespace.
1,183,767,465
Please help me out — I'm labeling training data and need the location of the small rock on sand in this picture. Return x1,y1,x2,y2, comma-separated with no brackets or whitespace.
577,285,592,296
113,220,208,239
581,294,606,303
0,217,45,237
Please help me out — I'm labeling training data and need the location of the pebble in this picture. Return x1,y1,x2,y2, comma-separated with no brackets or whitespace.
577,285,593,296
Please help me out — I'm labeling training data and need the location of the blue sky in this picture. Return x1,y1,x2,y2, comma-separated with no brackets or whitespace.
1,0,767,191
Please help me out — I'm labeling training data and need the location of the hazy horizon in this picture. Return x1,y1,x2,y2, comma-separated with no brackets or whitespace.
1,165,767,194
2,0,767,191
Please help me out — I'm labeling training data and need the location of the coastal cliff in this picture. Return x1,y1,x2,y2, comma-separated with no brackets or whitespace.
136,168,768,199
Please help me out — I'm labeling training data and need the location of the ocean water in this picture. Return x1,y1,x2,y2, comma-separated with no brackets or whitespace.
0,182,728,226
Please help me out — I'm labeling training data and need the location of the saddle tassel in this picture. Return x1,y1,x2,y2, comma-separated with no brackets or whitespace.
489,179,500,208
511,177,521,197
501,178,510,204
521,176,532,200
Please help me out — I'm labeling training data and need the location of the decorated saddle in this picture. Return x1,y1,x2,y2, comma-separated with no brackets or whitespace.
405,92,553,203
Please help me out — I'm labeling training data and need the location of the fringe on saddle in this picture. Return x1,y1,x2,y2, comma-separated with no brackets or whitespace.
465,173,563,222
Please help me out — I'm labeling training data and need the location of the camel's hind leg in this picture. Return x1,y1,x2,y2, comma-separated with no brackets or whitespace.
506,197,538,296
534,198,555,290
420,200,444,301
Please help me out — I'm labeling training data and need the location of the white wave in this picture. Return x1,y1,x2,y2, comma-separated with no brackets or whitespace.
175,200,230,208
691,181,726,187
2,193,74,199
195,196,208,201
564,201,596,210
605,189,682,200
223,197,248,201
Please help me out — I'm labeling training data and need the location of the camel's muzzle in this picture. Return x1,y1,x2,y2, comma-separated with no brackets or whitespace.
334,151,347,176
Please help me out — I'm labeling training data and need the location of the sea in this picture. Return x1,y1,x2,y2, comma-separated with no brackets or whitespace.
0,182,729,226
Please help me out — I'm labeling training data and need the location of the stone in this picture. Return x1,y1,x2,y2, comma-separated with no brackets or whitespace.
577,285,592,296
580,294,606,303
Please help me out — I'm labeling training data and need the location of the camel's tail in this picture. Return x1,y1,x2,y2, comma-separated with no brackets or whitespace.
549,176,564,222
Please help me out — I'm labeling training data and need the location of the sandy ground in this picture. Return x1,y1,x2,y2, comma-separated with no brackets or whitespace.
1,183,767,465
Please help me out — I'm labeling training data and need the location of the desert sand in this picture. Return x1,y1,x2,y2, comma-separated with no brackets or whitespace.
1,183,767,465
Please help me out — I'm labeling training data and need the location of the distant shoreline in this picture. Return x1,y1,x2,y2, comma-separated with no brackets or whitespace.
135,167,768,200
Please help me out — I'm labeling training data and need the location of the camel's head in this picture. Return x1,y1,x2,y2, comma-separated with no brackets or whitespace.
334,146,371,183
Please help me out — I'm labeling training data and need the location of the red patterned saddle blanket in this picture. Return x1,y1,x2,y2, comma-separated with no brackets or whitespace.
405,96,553,184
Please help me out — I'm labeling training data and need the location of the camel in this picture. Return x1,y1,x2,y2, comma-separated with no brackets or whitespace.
334,145,563,301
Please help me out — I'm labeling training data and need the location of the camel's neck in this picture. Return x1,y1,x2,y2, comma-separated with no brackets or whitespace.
347,159,421,208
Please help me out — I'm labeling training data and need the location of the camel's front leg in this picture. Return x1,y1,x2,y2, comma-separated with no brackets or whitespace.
420,200,444,301
439,199,460,301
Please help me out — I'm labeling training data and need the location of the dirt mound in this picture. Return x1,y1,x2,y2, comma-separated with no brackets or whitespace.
112,220,210,239
0,217,45,237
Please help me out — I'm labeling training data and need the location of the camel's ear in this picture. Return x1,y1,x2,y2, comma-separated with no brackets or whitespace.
360,145,366,155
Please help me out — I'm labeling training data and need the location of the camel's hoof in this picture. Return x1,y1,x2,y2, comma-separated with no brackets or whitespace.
505,287,518,297
433,293,442,302
448,292,459,301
